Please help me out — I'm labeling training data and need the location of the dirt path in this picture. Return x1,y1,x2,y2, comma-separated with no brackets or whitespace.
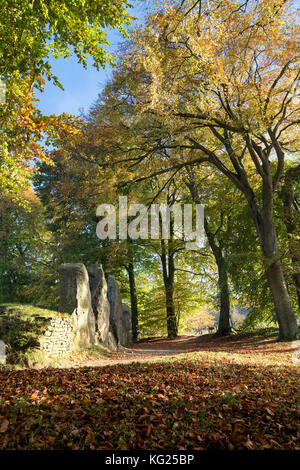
56,332,294,369
56,335,212,368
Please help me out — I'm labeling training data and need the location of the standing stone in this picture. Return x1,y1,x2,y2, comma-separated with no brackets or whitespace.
107,275,127,346
87,264,110,345
58,263,95,348
122,304,132,344
105,330,118,351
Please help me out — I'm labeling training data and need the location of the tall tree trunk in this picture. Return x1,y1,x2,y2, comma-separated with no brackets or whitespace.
160,235,178,339
165,278,177,338
279,164,300,310
245,179,298,341
186,178,231,336
185,129,298,340
126,261,139,342
216,256,231,336
204,217,231,336
266,259,298,340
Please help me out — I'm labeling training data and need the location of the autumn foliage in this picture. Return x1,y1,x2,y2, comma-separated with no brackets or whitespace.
0,334,298,450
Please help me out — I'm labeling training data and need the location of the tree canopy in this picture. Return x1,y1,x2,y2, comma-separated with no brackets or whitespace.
0,0,133,199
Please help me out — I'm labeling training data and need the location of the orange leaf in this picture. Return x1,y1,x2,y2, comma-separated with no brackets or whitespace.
0,419,9,433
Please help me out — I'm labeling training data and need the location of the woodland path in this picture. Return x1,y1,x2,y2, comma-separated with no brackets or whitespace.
55,332,293,369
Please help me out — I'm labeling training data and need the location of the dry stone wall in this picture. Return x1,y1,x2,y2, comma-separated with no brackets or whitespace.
39,317,74,356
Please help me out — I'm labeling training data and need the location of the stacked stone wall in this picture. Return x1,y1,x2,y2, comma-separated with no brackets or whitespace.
39,317,74,356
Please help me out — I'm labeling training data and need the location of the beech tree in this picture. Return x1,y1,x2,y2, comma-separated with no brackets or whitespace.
184,168,232,336
115,0,299,340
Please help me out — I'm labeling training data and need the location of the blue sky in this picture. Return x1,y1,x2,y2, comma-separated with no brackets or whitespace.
36,1,147,117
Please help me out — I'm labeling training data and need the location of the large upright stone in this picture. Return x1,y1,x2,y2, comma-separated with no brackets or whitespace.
58,263,95,348
105,330,118,351
122,304,132,344
87,264,110,345
107,275,127,346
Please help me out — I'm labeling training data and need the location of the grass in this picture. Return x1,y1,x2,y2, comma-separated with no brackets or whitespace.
235,323,281,338
0,303,64,365
0,303,113,368
0,303,62,318
22,345,112,369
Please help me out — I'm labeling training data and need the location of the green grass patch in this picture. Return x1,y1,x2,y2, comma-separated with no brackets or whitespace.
0,304,114,368
0,303,64,365
234,325,279,337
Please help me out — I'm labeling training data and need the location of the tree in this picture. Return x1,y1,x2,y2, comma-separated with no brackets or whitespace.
114,0,299,340
185,169,232,336
0,0,132,199
0,189,55,305
124,259,139,342
279,164,300,309
0,0,132,81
